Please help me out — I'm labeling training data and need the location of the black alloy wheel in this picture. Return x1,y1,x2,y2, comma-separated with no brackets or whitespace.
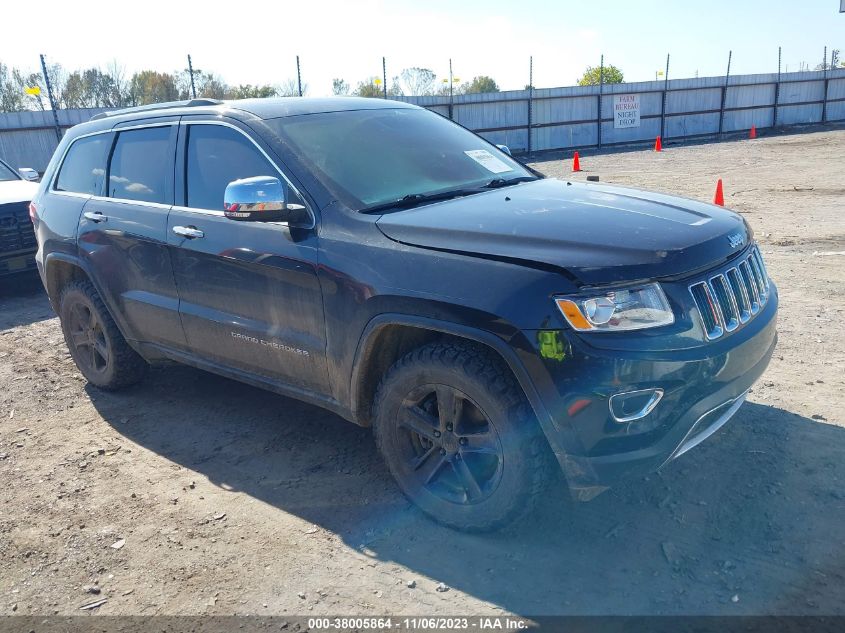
396,383,504,505
66,300,110,376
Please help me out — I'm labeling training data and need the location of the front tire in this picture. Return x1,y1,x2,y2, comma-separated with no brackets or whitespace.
373,342,551,531
59,280,147,390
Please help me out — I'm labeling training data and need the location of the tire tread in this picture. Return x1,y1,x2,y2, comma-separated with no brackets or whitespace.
373,340,552,531
59,280,147,390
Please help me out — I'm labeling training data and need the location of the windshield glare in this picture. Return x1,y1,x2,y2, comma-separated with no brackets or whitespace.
0,161,20,182
266,108,533,210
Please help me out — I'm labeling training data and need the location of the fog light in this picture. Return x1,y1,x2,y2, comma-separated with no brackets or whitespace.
609,388,663,423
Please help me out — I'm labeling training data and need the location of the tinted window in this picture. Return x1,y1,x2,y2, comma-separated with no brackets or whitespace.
108,127,171,203
186,125,286,211
55,134,110,195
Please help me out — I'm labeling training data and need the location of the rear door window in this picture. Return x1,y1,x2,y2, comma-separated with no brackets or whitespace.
108,126,172,204
55,134,111,195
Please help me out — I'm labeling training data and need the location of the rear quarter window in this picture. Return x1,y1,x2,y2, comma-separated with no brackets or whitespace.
54,134,111,195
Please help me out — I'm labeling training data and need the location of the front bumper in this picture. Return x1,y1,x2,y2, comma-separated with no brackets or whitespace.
519,282,778,496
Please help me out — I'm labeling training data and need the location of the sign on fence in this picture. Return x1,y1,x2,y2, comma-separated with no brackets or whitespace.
613,94,641,129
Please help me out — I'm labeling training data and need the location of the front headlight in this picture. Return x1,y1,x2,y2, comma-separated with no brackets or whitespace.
555,282,675,332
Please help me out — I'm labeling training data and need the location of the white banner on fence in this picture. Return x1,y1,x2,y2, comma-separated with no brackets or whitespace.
613,94,641,129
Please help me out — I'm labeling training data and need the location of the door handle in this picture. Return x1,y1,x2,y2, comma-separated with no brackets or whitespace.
172,225,205,239
83,211,108,223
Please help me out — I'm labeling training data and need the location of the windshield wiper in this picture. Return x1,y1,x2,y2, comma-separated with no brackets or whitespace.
360,176,539,214
482,175,537,189
360,187,483,214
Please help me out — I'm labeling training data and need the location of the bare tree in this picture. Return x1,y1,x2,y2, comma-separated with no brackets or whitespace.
400,67,436,96
332,78,350,95
277,78,307,97
107,60,131,106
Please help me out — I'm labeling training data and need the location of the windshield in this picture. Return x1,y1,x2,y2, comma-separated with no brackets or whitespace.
265,108,534,210
0,160,20,182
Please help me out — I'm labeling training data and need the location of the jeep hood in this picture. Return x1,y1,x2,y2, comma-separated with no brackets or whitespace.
375,179,749,285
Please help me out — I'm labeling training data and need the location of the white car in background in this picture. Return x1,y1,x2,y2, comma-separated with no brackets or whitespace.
0,157,40,277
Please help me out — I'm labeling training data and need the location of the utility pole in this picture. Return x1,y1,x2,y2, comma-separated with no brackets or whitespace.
296,55,303,97
39,54,62,142
187,54,197,98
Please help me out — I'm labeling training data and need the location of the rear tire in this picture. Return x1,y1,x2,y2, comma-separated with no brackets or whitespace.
58,280,147,390
373,341,552,531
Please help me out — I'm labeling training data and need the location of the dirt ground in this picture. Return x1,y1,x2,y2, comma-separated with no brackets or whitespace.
1,127,844,618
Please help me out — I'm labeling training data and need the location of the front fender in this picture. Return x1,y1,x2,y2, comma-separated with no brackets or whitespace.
348,312,581,482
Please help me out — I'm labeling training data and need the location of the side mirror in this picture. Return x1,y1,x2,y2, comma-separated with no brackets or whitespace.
223,176,306,223
18,168,39,181
496,144,512,156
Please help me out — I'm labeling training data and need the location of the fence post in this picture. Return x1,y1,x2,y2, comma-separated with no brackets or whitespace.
39,54,62,142
448,58,454,120
382,57,387,99
773,46,781,128
297,56,303,97
822,46,829,123
718,50,732,136
660,53,670,141
527,56,533,155
187,54,197,98
597,55,604,149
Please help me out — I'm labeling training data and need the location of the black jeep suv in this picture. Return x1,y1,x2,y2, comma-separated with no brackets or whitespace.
31,97,777,530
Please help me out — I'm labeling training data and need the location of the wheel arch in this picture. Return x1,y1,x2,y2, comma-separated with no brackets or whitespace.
43,252,136,348
350,314,554,436
44,253,92,311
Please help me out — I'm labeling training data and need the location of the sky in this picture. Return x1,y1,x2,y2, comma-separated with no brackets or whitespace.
3,0,843,95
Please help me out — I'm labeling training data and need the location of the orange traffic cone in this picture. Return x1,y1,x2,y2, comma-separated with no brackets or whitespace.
749,125,757,139
572,151,582,172
654,136,662,152
713,179,725,206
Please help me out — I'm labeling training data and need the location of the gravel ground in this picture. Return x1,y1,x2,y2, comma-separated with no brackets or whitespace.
1,127,844,617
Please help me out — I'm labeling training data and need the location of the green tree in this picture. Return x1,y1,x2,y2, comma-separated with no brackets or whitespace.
228,84,277,99
0,62,29,112
353,76,402,98
129,70,179,105
354,78,381,98
461,75,499,94
577,64,624,86
62,68,124,108
199,74,229,100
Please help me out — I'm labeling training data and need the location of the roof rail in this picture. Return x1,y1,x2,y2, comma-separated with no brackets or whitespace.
90,98,224,121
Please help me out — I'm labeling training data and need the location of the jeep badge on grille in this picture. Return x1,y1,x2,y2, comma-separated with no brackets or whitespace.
727,233,744,248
